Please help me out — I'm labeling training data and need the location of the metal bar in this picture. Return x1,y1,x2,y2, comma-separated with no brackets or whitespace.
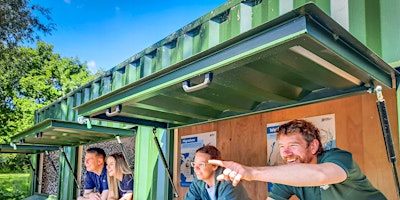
152,128,179,198
115,135,133,171
45,150,58,173
59,147,80,188
375,85,400,199
93,114,168,129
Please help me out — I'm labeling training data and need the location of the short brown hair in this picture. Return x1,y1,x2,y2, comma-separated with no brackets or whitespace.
196,145,221,159
86,147,106,159
277,119,324,155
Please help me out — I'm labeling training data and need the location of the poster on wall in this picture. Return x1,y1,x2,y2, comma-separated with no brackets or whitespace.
266,114,336,190
180,131,217,187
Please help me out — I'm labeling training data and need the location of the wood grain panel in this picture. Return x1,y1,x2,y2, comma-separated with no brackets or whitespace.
174,89,399,200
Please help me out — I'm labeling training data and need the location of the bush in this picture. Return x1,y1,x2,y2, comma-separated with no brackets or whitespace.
0,154,30,173
0,173,31,200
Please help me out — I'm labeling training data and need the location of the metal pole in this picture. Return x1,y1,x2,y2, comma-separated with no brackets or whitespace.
45,150,58,173
152,128,179,198
59,147,80,188
375,85,400,199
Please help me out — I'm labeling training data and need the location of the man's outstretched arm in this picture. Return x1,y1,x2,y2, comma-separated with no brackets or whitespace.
208,160,346,187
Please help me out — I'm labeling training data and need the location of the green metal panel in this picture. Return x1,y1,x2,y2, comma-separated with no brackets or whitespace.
269,0,281,20
133,127,165,199
58,146,77,200
365,0,382,56
0,144,58,154
348,0,367,44
380,0,400,65
29,154,38,196
126,61,141,83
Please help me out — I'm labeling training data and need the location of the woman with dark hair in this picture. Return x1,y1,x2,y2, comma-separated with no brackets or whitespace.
185,145,250,200
106,152,134,200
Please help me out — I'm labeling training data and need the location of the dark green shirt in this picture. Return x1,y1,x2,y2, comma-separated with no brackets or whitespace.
269,148,387,200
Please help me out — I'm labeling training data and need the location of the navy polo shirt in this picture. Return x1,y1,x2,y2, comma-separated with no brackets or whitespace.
118,174,134,197
85,165,108,193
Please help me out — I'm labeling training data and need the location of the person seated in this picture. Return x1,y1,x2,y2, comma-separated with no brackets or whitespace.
209,119,387,200
78,147,109,200
106,152,134,200
185,144,250,200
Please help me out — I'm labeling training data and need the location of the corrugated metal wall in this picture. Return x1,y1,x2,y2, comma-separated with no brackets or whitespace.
34,0,400,124
29,0,399,199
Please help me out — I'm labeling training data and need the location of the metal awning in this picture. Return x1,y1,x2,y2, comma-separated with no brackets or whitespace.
74,3,398,129
0,144,58,154
10,119,136,146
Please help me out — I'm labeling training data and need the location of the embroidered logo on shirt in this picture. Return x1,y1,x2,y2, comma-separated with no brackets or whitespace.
320,184,330,190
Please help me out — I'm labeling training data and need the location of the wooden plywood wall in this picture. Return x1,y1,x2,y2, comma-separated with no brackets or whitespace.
173,89,399,200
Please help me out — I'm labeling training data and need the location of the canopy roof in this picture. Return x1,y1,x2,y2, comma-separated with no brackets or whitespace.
0,144,58,154
10,119,136,147
74,3,397,129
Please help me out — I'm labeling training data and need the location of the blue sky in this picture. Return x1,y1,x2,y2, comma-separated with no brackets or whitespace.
32,0,227,73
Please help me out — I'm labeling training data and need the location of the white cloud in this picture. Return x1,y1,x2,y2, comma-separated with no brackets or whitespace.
115,6,120,12
87,60,98,74
64,0,71,4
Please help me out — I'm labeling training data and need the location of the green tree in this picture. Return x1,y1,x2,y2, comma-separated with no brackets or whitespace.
0,42,96,143
0,2,97,198
0,0,57,143
0,0,55,49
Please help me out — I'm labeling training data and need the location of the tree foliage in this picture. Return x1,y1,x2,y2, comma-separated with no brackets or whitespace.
0,1,100,180
0,1,98,144
0,42,96,143
0,0,55,49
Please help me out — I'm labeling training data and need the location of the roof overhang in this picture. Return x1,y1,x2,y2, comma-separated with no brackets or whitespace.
10,119,136,146
74,3,398,129
0,144,59,154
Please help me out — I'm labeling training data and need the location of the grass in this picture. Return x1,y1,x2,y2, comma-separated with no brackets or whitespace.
0,173,31,199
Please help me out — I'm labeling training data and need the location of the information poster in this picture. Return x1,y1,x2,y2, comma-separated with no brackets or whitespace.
180,131,216,187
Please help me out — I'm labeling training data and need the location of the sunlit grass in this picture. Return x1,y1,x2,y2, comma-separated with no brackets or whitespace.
0,173,31,199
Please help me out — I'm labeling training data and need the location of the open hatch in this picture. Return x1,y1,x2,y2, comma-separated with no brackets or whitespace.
74,3,397,129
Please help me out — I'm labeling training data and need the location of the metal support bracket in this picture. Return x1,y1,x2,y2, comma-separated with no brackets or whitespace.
375,85,400,199
152,128,179,198
77,116,92,129
45,150,58,173
59,146,80,189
